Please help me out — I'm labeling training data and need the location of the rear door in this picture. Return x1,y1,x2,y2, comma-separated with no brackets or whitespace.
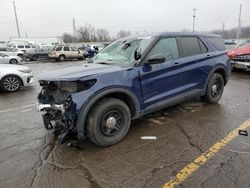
63,46,71,58
139,37,184,108
176,36,209,93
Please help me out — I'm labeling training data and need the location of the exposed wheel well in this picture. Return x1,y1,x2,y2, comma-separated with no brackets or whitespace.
214,68,227,85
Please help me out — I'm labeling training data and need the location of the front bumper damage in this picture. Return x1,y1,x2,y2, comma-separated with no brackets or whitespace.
37,81,78,143
37,79,96,144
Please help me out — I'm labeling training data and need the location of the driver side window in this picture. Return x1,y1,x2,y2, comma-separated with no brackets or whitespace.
148,37,179,61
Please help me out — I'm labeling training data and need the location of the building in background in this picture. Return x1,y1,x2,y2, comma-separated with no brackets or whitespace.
9,36,63,46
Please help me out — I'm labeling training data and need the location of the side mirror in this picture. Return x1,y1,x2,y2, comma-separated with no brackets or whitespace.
146,54,166,64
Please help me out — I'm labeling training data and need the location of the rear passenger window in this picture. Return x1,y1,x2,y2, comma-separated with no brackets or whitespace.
179,37,203,57
147,37,179,61
18,45,24,48
56,47,62,51
63,47,70,51
25,45,31,48
206,37,226,51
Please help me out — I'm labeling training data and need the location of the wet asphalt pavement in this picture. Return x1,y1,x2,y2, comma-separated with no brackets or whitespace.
0,60,250,188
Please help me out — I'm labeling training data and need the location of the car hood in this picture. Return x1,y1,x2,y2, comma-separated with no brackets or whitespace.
38,63,127,81
0,64,29,70
227,44,250,58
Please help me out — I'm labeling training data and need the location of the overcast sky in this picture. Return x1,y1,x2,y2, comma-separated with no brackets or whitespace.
1,0,249,40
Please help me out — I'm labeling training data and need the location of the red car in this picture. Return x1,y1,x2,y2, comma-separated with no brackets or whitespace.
228,43,250,71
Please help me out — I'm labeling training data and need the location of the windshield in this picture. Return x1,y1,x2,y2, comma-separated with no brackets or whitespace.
92,36,155,65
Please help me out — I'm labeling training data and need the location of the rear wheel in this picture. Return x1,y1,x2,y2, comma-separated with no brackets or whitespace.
203,73,224,103
86,98,131,147
0,75,22,92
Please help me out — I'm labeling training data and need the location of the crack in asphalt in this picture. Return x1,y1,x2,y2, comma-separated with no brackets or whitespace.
27,133,101,188
30,134,56,187
80,163,101,188
174,122,203,153
0,135,46,155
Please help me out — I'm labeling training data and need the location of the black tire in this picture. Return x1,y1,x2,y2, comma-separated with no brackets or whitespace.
58,55,66,61
9,59,18,64
86,97,131,147
0,75,22,92
204,73,224,103
31,55,39,61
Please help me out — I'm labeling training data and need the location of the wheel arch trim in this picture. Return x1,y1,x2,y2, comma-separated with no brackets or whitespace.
76,87,141,139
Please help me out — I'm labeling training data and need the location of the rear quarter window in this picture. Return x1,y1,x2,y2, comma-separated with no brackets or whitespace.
206,37,226,51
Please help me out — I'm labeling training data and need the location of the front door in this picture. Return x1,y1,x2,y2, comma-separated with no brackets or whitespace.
139,37,183,109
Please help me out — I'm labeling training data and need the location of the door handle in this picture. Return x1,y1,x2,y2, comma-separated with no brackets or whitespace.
172,62,180,66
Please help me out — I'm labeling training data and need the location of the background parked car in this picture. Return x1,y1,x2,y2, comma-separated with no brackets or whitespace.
78,46,97,58
48,45,83,61
0,53,23,64
24,47,51,61
11,44,38,52
224,40,236,45
228,43,250,71
0,64,33,92
0,47,24,59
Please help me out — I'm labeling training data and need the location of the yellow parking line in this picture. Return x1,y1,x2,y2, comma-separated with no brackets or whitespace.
163,119,250,188
0,104,35,114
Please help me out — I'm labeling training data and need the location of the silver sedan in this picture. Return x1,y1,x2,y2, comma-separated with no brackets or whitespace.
0,53,23,64
0,64,33,92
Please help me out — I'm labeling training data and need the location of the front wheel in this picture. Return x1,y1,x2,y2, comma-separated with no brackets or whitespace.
0,75,22,92
203,73,224,103
86,98,131,147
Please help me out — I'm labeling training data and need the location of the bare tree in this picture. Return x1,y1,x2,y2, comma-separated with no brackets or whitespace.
77,23,95,42
116,30,131,39
97,29,110,42
62,33,73,43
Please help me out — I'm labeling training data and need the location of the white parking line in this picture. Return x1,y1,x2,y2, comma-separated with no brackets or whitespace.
0,104,36,114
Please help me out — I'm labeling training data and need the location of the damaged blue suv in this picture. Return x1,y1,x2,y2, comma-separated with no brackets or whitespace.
37,32,231,147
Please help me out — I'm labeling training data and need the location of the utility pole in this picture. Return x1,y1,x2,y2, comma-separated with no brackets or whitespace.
236,4,242,39
72,18,76,43
13,1,20,38
222,22,225,38
192,8,196,32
